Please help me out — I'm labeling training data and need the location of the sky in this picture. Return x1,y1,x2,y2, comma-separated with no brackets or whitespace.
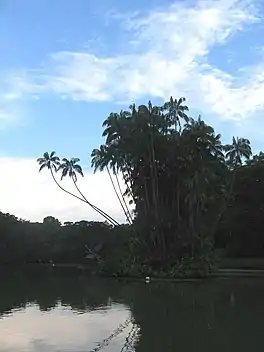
1,0,264,223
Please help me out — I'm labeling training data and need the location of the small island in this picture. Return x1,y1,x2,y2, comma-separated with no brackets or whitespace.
1,96,263,279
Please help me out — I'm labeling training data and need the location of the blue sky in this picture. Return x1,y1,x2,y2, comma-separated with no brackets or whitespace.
1,0,264,222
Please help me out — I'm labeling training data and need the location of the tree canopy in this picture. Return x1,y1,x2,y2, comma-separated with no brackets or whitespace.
1,96,262,277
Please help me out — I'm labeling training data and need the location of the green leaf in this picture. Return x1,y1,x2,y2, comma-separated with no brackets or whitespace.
39,164,46,172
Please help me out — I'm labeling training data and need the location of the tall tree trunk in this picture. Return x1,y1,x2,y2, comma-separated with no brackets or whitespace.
143,176,151,217
176,176,180,225
149,134,158,217
114,169,133,223
106,166,132,224
49,168,119,226
149,126,164,252
122,163,136,204
212,168,236,238
72,176,120,226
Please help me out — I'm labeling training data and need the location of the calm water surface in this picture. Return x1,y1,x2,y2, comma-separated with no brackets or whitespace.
1,268,264,351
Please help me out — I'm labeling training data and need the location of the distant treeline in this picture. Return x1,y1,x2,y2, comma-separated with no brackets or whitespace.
2,97,264,277
0,214,131,268
1,153,264,271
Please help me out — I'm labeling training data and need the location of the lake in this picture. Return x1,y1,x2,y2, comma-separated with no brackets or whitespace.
0,268,264,351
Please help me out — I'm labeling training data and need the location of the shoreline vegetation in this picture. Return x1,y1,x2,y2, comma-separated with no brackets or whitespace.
1,96,264,279
3,262,264,280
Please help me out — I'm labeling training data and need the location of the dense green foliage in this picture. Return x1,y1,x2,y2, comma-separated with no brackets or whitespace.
0,214,131,268
216,152,264,257
1,96,263,277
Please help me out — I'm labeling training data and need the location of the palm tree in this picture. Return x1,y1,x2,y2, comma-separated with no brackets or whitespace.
101,109,137,219
37,152,119,226
58,157,119,225
215,137,252,233
59,157,84,182
102,112,125,145
225,137,252,168
162,96,189,132
184,116,225,161
179,117,229,253
246,151,264,166
224,136,252,202
37,151,72,195
91,146,133,224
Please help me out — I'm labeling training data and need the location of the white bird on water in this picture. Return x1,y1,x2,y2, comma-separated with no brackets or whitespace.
145,276,150,283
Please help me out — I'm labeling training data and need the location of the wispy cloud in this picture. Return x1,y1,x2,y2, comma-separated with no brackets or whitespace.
2,0,264,221
0,102,19,127
0,73,28,126
0,0,260,138
9,0,264,121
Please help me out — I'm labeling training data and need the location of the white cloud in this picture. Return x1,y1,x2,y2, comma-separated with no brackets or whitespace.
0,74,28,126
0,109,11,122
11,0,264,124
0,157,131,223
0,106,20,128
2,1,264,222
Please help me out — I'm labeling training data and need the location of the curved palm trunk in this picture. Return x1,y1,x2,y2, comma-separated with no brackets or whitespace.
50,168,119,226
50,168,84,202
106,166,131,224
72,177,120,226
114,169,133,223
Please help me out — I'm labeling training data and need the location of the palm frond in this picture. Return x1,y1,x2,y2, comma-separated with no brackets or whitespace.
74,164,84,177
61,167,69,180
71,157,80,164
51,156,60,162
37,157,45,163
39,164,46,172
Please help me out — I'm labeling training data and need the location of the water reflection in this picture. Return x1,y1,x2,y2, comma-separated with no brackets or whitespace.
0,268,137,351
1,268,264,351
0,303,133,351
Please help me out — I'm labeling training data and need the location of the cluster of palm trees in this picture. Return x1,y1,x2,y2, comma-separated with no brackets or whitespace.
90,97,252,259
37,96,252,263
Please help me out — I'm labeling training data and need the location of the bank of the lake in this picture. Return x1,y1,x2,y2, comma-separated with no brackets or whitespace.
5,256,264,281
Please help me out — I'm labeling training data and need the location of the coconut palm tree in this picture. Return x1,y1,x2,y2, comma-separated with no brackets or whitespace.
37,151,78,197
162,96,189,132
37,152,119,226
58,157,119,225
246,151,264,166
225,137,252,168
102,112,125,145
224,136,252,202
184,116,225,162
59,157,83,182
37,151,60,179
101,109,138,209
91,146,133,224
214,137,252,234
